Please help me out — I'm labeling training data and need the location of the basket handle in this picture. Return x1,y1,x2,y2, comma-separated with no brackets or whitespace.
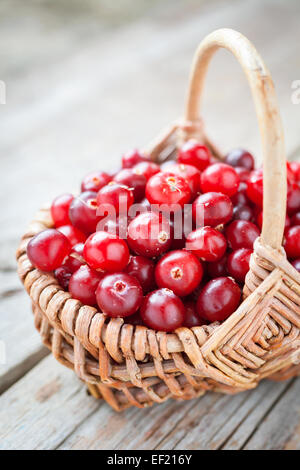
185,28,287,250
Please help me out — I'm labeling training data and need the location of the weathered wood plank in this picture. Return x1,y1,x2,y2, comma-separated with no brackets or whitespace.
0,355,100,450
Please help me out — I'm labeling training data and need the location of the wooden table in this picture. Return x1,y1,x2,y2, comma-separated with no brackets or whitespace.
1,0,300,450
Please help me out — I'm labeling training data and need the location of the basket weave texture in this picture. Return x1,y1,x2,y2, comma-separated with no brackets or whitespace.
17,29,300,411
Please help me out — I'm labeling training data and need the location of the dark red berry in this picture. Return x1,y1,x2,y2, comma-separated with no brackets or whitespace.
84,231,130,272
69,265,103,306
186,227,227,262
146,172,191,208
114,168,146,202
81,171,111,192
124,311,144,326
287,182,300,215
284,226,300,259
231,182,250,206
27,229,71,272
288,161,300,182
127,212,172,258
98,215,128,238
69,191,100,235
192,192,233,227
133,161,160,180
184,300,206,328
63,242,85,273
201,163,240,197
54,266,72,290
51,193,74,227
225,148,255,171
164,163,201,198
291,258,300,273
177,140,211,171
233,204,254,222
140,288,185,332
122,149,149,168
57,224,86,246
246,169,263,207
227,248,252,283
291,212,300,226
196,277,241,322
234,166,251,183
96,273,143,318
96,182,134,216
225,220,259,250
207,255,228,278
124,255,156,293
155,250,203,296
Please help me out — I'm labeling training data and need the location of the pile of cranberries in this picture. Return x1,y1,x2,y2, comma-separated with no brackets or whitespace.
26,143,300,332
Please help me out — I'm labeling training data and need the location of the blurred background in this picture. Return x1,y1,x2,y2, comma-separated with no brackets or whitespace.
1,0,300,391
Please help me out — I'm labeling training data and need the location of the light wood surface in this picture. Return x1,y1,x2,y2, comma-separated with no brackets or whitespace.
1,0,300,450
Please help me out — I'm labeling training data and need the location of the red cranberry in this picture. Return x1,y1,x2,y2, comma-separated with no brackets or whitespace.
287,182,300,215
69,265,103,306
96,273,143,318
186,227,227,262
146,172,191,208
207,255,228,278
57,225,86,246
63,243,85,273
234,166,251,183
231,182,250,206
225,148,255,171
177,140,211,171
196,277,241,322
192,192,233,227
133,161,160,180
81,171,111,192
127,212,172,258
51,193,74,227
284,226,300,259
54,266,72,290
227,248,252,283
98,215,128,238
84,231,130,272
233,204,254,222
184,300,206,328
124,255,155,293
69,191,100,235
225,220,259,250
289,161,300,182
201,163,239,197
122,149,149,168
164,163,201,198
291,258,300,273
155,250,203,296
291,212,300,226
140,288,185,332
96,182,134,216
246,169,263,207
114,168,146,202
124,311,144,326
27,229,71,272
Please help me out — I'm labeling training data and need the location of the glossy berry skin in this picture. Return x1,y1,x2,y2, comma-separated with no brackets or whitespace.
81,170,111,193
155,250,203,296
234,166,251,183
114,168,146,202
99,215,128,238
291,212,300,226
140,288,185,332
63,243,85,273
127,212,172,258
225,148,255,171
207,255,228,278
184,300,205,328
227,248,252,283
192,192,233,227
225,220,260,250
51,193,74,227
124,255,156,293
284,226,300,259
289,161,300,182
122,149,149,168
54,266,72,290
146,172,191,208
96,182,134,216
196,277,241,323
96,273,143,318
231,182,250,206
69,265,103,306
287,182,300,215
233,204,254,222
27,229,71,272
246,169,263,207
133,161,160,181
69,191,100,235
186,227,227,262
201,163,240,197
291,258,300,273
57,225,86,246
84,231,130,272
177,140,211,171
164,163,201,198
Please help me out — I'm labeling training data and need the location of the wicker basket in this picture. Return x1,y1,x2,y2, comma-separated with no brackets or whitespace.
17,29,300,411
